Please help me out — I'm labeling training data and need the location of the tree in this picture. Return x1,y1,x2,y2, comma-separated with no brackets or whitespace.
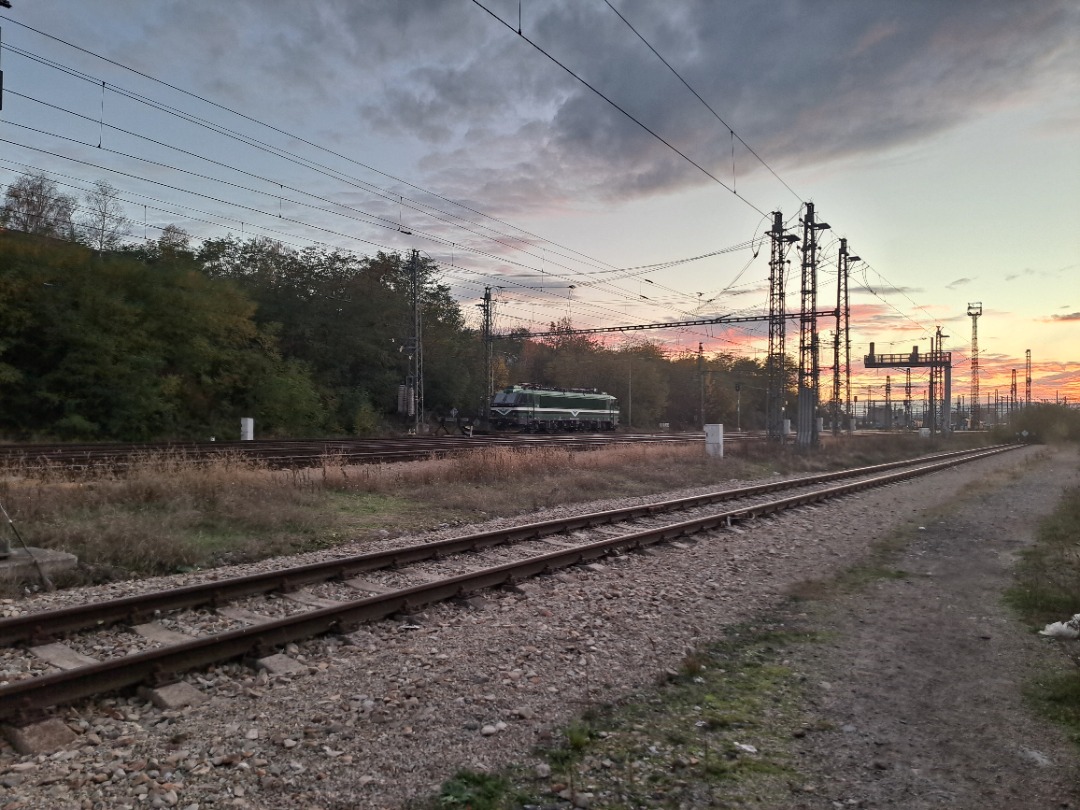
78,180,131,251
0,234,326,440
0,172,76,239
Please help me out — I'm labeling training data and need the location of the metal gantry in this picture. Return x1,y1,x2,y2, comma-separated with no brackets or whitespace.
797,203,829,448
831,239,857,435
864,337,952,435
766,211,798,442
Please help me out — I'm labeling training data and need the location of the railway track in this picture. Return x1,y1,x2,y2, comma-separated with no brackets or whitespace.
0,432,713,471
0,444,1013,724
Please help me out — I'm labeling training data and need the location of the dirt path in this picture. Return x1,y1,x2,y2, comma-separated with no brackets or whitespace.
782,445,1080,809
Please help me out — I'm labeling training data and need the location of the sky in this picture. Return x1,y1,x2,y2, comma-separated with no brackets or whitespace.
1,0,1077,409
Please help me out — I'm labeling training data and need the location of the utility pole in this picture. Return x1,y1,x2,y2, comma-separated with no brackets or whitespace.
408,249,424,434
1010,368,1018,417
968,302,982,428
904,368,912,429
735,380,742,431
797,202,829,448
843,247,858,433
832,239,846,435
766,211,797,442
928,333,937,434
478,286,494,430
931,325,951,433
885,375,892,430
697,342,705,428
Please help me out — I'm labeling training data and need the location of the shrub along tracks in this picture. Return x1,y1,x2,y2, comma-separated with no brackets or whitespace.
0,445,1013,725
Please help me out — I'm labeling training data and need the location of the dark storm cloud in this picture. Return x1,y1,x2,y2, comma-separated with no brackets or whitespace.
29,0,1076,215
368,0,1075,208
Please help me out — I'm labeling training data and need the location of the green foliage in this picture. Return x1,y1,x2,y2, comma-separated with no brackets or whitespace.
0,232,324,439
1006,484,1080,747
437,770,511,809
0,167,792,438
1025,671,1080,746
198,238,480,429
1006,486,1080,622
993,404,1080,445
351,394,382,436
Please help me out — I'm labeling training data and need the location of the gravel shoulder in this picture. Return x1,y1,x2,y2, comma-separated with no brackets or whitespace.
0,444,1077,809
780,443,1080,809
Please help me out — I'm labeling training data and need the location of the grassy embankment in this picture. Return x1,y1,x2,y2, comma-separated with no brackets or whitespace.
0,433,987,585
1006,473,1080,745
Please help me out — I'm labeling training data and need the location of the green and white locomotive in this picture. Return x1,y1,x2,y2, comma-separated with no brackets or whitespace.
490,384,619,432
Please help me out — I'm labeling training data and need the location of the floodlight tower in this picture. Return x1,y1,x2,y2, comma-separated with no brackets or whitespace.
967,302,982,428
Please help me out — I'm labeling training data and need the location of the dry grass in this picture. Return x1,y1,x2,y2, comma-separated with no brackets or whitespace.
0,433,987,585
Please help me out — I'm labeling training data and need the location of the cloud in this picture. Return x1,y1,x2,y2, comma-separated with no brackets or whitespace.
98,0,1070,211
1049,312,1080,322
13,0,1078,252
946,277,974,289
852,283,923,297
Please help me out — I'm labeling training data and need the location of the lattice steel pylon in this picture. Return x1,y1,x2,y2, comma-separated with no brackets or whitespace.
1025,349,1032,408
766,211,797,442
967,302,982,428
831,239,848,435
479,286,494,429
885,375,892,430
797,203,829,448
904,368,912,428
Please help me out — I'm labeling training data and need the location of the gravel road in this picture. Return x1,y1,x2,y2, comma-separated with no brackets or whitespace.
0,443,1076,809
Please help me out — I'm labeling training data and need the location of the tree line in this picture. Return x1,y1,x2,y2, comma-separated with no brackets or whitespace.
0,171,786,440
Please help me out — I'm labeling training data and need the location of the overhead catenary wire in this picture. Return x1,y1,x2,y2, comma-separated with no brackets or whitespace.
0,15,965,373
470,0,768,218
0,26,732,288
0,123,750,329
600,0,803,205
0,142,685,329
0,23,804,339
1,66,763,319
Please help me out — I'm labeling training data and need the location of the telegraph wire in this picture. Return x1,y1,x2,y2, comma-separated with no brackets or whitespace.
0,22,717,290
2,58,759,313
470,0,768,217
0,127,670,325
600,0,803,204
0,103,751,326
3,19,831,340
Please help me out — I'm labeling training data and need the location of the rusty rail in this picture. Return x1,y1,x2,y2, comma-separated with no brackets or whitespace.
0,444,1015,721
0,445,1000,647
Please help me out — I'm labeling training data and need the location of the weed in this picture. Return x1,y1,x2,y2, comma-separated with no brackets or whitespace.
0,434,991,585
1006,486,1080,624
519,619,812,808
436,770,510,809
1005,482,1080,746
565,722,592,751
1024,671,1080,745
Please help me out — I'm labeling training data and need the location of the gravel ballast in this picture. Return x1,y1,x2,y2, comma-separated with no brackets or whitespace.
0,444,1076,809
